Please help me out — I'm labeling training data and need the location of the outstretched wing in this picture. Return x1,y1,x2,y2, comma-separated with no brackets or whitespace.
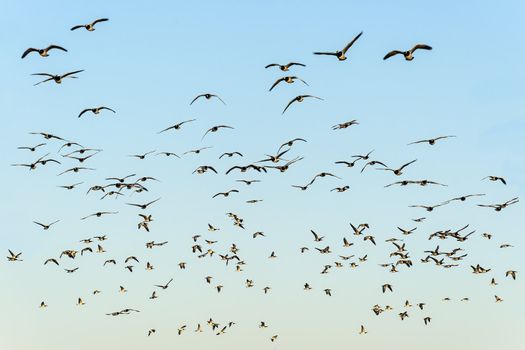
383,50,403,60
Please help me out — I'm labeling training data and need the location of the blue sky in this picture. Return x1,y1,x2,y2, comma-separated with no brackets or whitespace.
0,1,524,349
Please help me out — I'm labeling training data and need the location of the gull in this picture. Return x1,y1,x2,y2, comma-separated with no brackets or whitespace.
17,143,46,152
202,125,234,140
33,220,60,230
265,62,305,71
269,76,308,91
126,198,161,209
65,268,79,274
32,70,84,85
377,159,417,176
408,135,455,145
384,44,432,61
21,45,67,59
190,93,225,105
482,176,507,185
157,119,196,133
70,18,109,31
282,95,323,114
313,31,363,61
382,284,393,293
78,106,115,118
80,211,118,220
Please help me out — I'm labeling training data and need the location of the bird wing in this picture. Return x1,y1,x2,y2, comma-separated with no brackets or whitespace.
313,51,337,56
92,18,109,25
62,70,84,78
190,94,205,105
383,50,403,60
342,31,363,53
78,109,92,118
411,44,432,53
269,77,285,91
282,97,297,114
21,48,38,59
47,45,68,52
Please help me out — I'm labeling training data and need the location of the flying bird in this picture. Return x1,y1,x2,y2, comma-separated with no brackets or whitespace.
384,44,432,61
269,76,308,91
78,107,115,118
21,45,67,59
313,31,363,61
282,95,323,114
408,135,455,145
265,62,305,71
190,94,225,105
70,18,109,31
32,70,84,86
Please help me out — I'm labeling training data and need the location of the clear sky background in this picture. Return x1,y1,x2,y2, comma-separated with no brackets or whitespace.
1,1,524,349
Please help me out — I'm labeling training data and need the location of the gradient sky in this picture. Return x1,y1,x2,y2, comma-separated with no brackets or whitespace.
1,1,524,349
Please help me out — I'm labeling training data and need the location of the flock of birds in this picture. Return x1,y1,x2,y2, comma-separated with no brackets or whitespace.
7,16,520,345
